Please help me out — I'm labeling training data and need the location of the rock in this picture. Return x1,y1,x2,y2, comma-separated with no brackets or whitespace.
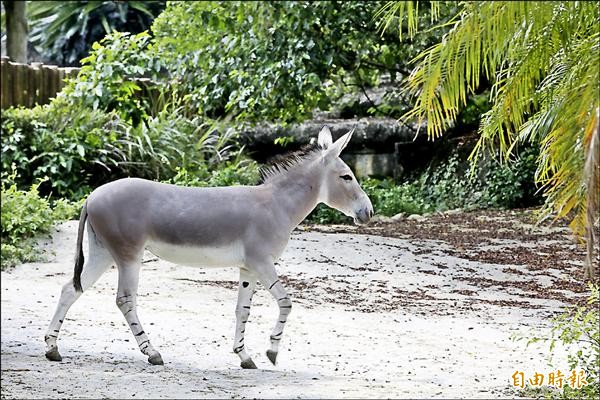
407,214,426,221
371,215,392,223
444,209,462,215
391,213,405,221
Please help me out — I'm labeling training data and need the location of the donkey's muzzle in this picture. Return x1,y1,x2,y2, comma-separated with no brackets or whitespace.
354,207,373,225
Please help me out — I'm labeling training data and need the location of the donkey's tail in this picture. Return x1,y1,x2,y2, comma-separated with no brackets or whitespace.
73,200,88,293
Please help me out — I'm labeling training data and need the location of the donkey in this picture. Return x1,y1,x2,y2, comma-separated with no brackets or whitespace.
44,126,373,369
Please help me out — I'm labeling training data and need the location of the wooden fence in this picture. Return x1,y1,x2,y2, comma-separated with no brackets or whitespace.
0,57,80,109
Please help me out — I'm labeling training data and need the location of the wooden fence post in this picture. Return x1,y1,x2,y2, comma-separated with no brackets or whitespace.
11,62,27,107
31,62,42,107
0,57,12,108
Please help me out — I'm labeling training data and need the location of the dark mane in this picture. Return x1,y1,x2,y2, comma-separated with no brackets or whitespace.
258,142,323,184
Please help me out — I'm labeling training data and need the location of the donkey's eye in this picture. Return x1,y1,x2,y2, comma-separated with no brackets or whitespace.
340,174,353,181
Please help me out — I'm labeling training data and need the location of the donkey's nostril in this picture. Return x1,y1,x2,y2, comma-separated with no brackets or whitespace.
369,209,374,218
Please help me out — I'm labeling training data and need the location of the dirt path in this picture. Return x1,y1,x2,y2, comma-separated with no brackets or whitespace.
1,210,589,399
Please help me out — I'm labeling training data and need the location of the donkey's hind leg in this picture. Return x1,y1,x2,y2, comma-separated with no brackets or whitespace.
115,261,163,365
45,233,113,361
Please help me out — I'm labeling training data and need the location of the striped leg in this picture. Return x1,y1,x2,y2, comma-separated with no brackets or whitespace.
233,269,257,369
45,234,113,361
252,263,292,366
115,262,163,365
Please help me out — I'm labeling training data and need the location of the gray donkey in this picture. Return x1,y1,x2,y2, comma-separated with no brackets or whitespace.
45,126,373,369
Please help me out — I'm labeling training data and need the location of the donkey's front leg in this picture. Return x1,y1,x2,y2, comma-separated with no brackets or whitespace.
251,261,292,366
233,269,257,369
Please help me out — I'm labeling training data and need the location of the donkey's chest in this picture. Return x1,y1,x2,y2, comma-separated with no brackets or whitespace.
145,240,244,268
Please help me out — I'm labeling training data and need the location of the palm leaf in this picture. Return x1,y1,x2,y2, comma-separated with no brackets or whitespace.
378,1,600,279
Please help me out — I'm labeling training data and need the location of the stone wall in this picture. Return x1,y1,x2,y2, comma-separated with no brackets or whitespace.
239,117,459,178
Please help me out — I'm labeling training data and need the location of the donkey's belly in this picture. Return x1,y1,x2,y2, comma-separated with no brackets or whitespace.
145,240,244,268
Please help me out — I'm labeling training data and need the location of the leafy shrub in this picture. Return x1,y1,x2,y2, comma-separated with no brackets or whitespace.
307,203,351,225
1,100,247,200
362,178,428,216
1,102,129,199
168,159,260,188
477,146,540,209
60,31,163,125
415,145,542,213
118,108,239,180
305,144,541,224
547,285,599,399
1,170,81,269
151,1,456,123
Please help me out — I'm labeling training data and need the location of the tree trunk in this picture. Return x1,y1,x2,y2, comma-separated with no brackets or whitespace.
3,1,28,63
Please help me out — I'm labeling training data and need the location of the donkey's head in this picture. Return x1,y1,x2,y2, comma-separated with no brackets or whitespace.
317,126,374,225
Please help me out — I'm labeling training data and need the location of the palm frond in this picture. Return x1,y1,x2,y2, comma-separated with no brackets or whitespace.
380,1,600,279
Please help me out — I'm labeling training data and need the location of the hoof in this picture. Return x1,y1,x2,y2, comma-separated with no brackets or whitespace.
266,350,278,365
240,358,257,369
45,348,62,362
148,353,164,365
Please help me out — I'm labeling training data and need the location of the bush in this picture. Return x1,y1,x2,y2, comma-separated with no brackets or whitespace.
415,145,542,213
1,170,81,269
151,1,456,123
167,159,260,188
307,203,351,224
1,103,129,199
60,31,163,126
547,285,599,399
0,100,248,200
363,178,428,215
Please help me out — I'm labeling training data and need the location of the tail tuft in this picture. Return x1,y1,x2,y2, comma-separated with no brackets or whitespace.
73,247,84,292
73,201,88,292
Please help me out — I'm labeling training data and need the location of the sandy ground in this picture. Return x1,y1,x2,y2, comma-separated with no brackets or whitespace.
0,213,588,399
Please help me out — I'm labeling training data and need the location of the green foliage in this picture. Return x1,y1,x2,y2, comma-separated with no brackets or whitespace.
32,1,459,126
0,100,247,200
0,102,128,199
1,170,81,269
152,1,330,122
418,146,541,212
118,108,244,181
380,1,600,277
61,31,162,126
27,1,165,66
167,159,260,188
274,136,296,148
515,285,599,399
478,147,540,209
363,178,427,215
307,203,351,225
151,1,454,123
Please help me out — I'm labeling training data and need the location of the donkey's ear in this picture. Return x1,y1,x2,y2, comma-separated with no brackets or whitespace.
318,125,333,149
327,128,354,157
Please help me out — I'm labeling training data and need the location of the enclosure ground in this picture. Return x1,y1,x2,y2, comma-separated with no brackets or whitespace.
0,210,589,399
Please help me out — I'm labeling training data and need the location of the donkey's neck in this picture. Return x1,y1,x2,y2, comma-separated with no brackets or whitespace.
268,164,323,230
